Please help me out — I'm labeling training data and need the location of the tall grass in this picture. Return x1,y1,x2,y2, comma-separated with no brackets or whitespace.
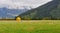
0,20,60,33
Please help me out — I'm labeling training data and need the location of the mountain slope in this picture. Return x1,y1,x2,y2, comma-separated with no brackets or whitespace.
0,6,30,19
18,0,60,20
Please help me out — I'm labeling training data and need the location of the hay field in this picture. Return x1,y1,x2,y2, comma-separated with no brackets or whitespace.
0,20,60,33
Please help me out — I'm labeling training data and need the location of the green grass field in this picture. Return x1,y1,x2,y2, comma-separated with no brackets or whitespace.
0,20,60,33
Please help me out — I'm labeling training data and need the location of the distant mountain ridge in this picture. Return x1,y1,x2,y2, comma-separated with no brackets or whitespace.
18,0,60,20
0,6,31,19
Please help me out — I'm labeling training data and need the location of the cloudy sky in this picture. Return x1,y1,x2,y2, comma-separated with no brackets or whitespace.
0,0,52,9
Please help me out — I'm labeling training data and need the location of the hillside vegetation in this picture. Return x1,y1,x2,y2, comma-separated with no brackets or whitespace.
18,0,60,20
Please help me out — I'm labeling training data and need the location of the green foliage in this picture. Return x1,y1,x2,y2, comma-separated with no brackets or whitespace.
20,11,37,20
18,0,60,20
42,17,51,20
50,4,60,19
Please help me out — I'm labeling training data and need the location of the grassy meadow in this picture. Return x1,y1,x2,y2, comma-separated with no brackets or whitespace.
0,20,60,33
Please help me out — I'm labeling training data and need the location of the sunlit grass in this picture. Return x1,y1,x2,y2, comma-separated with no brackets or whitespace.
0,20,60,33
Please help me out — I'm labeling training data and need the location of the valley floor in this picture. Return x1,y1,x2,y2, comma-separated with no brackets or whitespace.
0,20,60,33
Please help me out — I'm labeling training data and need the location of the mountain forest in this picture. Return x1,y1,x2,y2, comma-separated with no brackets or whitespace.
17,0,60,20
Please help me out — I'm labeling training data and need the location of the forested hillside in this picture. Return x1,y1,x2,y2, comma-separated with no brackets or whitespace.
18,0,60,20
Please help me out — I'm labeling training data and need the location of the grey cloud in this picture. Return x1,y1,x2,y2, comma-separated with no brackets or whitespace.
0,0,52,9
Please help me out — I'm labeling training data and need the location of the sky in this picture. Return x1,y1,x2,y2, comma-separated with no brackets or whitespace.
0,0,52,9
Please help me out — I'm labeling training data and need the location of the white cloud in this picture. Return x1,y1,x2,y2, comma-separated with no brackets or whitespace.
0,0,52,9
7,13,18,16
